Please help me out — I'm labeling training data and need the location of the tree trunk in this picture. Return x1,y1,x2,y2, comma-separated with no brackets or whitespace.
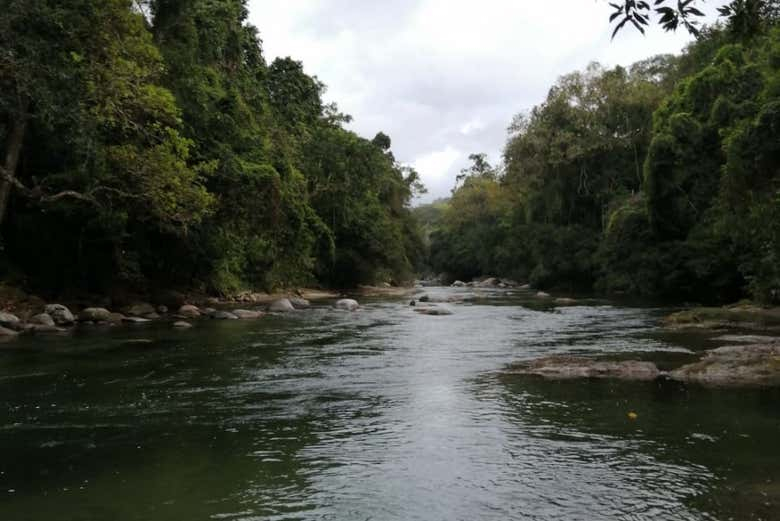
0,110,29,228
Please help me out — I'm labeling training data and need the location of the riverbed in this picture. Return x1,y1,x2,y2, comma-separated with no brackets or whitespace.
1,288,778,520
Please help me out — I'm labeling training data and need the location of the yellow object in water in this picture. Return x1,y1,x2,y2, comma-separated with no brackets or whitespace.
628,412,638,421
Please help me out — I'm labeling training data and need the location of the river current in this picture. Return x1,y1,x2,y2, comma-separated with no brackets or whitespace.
1,288,779,520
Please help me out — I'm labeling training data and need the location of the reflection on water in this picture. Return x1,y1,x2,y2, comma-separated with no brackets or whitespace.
0,289,778,520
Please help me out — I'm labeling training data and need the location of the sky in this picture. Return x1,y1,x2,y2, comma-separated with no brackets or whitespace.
247,0,725,203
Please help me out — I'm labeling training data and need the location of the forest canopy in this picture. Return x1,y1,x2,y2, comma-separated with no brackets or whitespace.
0,0,425,297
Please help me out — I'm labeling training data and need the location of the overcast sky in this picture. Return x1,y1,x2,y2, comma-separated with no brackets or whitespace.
247,0,724,203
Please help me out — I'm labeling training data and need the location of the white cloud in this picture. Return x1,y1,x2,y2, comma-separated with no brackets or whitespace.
247,0,727,203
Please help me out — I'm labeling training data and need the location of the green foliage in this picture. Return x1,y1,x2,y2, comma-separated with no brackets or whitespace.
430,26,780,303
0,0,424,296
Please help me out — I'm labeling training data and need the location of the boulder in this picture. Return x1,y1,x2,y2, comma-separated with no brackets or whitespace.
507,356,660,381
30,313,55,327
178,305,201,319
143,312,161,320
199,307,217,318
123,302,156,317
335,299,359,311
476,277,499,288
45,304,75,326
520,284,531,290
0,311,21,328
173,321,193,329
29,325,67,334
671,344,780,387
536,291,551,298
232,309,264,320
78,308,112,322
268,299,295,313
418,294,430,303
108,313,126,324
213,311,239,320
289,297,311,309
123,316,151,324
451,281,466,288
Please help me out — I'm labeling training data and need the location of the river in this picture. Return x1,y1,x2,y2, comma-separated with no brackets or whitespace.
1,288,779,520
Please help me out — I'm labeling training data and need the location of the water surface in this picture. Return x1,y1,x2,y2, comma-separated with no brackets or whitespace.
1,289,779,520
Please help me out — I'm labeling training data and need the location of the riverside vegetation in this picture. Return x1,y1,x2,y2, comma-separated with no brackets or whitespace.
420,7,780,307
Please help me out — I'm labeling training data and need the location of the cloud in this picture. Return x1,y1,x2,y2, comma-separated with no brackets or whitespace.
248,0,726,203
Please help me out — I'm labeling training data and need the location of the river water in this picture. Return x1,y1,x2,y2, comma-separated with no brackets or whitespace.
1,288,779,521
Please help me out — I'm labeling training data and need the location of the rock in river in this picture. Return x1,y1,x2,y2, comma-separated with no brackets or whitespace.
413,306,454,316
78,308,112,322
289,297,311,309
30,313,55,327
0,312,21,328
335,299,359,311
178,305,201,319
45,304,75,326
123,302,156,317
507,356,660,381
269,299,295,313
671,344,780,387
0,326,19,338
173,321,193,329
213,311,239,320
233,309,264,319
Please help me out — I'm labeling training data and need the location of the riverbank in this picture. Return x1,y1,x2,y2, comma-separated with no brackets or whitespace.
0,283,417,340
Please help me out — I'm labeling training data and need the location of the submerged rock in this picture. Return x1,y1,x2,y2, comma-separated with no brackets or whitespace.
0,326,19,338
45,304,75,326
507,356,660,381
28,324,67,334
536,292,551,298
671,344,780,387
30,313,55,327
78,308,112,322
178,305,201,319
335,299,359,311
413,306,454,316
232,309,264,319
173,321,193,329
269,299,295,313
213,311,239,320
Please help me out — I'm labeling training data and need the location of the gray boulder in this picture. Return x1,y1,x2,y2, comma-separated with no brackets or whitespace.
451,281,466,287
123,316,152,324
45,304,75,325
507,357,660,381
0,312,21,328
671,344,780,387
289,297,311,309
79,308,112,322
30,313,55,327
233,309,264,319
536,291,551,298
123,302,156,317
335,299,359,311
269,299,295,313
178,305,201,319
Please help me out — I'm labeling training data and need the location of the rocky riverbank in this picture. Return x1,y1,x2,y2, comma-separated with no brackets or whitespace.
0,284,378,341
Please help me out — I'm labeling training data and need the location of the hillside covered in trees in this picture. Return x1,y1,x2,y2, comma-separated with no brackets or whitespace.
0,0,425,298
425,13,780,304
